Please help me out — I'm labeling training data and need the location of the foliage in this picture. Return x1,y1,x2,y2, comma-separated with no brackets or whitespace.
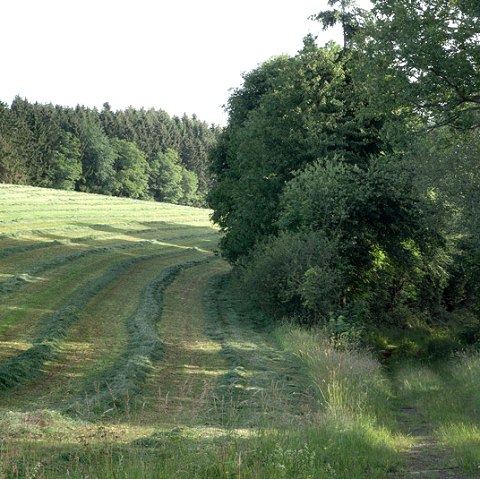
111,138,149,199
75,111,117,195
408,127,480,311
180,167,200,205
242,231,343,319
311,0,366,50
149,148,198,204
279,157,448,316
357,0,480,130
210,1,479,330
49,132,82,190
209,41,385,262
0,102,32,184
0,98,218,205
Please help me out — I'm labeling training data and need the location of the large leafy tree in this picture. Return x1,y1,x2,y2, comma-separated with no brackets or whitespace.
209,40,385,262
355,0,480,312
111,138,150,199
357,0,480,130
311,0,366,50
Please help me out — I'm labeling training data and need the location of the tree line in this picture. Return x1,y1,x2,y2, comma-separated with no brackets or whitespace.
0,98,220,205
209,0,480,331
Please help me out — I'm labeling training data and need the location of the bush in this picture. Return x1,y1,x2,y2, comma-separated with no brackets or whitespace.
241,231,344,321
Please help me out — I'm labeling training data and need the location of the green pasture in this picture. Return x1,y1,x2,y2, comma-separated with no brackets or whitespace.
0,185,479,478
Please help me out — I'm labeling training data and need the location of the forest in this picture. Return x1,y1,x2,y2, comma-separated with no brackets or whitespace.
0,99,220,206
209,0,480,355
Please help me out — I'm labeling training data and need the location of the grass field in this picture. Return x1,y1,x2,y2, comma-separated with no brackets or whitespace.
1,184,480,478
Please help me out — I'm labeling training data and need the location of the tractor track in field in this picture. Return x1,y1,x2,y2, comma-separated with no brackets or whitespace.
134,261,314,432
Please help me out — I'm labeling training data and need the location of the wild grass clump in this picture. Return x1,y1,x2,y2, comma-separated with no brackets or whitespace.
283,327,392,422
436,353,480,471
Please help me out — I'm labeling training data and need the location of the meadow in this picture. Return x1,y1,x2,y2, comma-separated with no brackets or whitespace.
0,184,479,478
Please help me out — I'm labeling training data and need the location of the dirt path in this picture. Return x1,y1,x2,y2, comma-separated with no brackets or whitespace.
391,407,469,478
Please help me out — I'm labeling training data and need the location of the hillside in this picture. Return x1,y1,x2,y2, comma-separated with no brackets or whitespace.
0,185,479,478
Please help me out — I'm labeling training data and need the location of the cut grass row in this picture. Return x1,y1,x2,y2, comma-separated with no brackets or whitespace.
0,236,215,345
136,259,231,427
0,243,178,343
0,186,219,401
0,266,411,479
0,249,207,391
66,256,215,417
1,253,204,411
0,227,216,266
0,240,62,260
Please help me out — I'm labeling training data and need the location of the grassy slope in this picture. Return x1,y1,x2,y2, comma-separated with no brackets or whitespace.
0,185,479,478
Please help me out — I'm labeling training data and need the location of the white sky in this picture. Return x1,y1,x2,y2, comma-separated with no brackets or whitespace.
1,1,362,125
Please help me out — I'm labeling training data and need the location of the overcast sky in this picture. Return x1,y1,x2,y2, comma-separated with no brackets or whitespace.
1,1,362,125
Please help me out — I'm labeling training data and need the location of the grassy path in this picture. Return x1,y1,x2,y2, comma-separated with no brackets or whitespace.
137,259,231,427
133,264,314,432
389,363,480,479
205,274,315,427
392,407,467,479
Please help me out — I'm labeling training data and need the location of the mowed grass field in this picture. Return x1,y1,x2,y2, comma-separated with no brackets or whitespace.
1,184,480,478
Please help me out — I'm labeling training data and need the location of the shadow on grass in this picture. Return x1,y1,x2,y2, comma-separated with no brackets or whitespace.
0,418,404,479
73,220,219,246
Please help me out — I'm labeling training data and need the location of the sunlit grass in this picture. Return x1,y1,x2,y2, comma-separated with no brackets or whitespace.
3,184,473,478
392,351,480,472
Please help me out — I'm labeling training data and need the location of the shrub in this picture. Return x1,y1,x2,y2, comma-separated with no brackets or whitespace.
241,231,344,321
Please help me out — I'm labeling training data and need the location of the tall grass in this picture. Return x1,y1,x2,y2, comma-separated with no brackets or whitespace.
283,328,392,421
393,351,480,472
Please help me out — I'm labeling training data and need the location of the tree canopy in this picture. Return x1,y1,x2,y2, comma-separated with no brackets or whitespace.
209,0,480,326
0,99,220,206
